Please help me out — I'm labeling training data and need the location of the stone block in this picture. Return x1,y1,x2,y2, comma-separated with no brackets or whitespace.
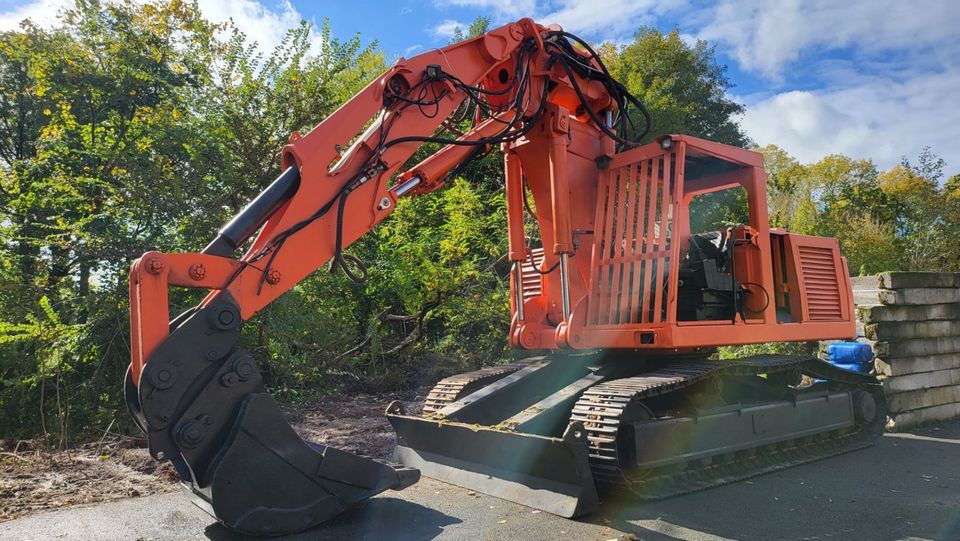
882,368,960,393
865,320,960,340
856,288,960,306
873,336,960,358
886,402,960,432
874,353,960,377
854,288,883,306
886,384,960,413
878,272,960,289
857,303,960,323
850,275,879,291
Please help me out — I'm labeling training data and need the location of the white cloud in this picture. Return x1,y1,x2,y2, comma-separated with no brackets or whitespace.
0,0,68,31
403,44,423,57
432,19,466,39
540,0,676,40
740,68,960,172
697,0,960,81
196,0,322,56
703,1,960,174
0,0,321,57
432,0,679,41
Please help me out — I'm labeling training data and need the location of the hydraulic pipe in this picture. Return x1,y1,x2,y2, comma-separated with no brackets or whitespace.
513,263,526,321
560,253,571,319
203,167,301,256
397,112,514,194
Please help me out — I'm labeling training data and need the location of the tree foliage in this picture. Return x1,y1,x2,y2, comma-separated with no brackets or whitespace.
757,145,956,275
605,28,748,146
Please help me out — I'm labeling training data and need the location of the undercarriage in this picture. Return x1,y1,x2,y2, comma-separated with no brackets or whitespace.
388,353,884,516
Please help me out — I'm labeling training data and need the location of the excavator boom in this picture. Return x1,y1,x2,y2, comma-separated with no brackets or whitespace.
126,18,883,535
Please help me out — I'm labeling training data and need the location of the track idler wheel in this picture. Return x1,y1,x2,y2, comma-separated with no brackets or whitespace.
852,390,878,424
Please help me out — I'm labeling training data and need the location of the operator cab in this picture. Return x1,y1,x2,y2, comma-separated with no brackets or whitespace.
673,143,763,324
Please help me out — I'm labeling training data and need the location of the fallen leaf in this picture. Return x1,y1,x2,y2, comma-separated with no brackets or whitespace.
498,520,507,524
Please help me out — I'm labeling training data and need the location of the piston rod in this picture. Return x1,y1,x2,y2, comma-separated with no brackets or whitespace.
513,262,525,321
203,167,301,256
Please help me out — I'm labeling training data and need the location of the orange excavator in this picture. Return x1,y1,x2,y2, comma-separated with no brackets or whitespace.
125,19,884,535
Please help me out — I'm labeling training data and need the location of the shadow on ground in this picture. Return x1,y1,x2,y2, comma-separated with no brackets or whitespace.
203,497,461,541
585,424,960,541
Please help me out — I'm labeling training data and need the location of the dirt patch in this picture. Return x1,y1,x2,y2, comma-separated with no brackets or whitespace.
0,390,425,523
287,389,425,460
0,441,178,522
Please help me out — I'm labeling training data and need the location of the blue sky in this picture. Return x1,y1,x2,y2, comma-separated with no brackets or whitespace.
1,0,957,176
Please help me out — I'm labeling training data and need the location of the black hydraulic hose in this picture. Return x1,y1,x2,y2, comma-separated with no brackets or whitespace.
329,191,368,284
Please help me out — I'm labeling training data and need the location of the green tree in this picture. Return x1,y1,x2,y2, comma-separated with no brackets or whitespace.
941,173,960,272
605,28,748,146
758,145,808,229
448,16,491,43
877,164,941,271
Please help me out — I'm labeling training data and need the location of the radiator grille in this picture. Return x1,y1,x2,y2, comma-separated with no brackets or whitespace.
798,246,843,321
589,153,675,326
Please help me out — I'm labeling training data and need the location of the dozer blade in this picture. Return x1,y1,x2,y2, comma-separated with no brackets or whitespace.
387,403,599,518
132,297,419,536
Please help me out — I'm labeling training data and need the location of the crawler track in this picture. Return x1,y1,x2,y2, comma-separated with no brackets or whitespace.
422,360,535,416
571,355,886,498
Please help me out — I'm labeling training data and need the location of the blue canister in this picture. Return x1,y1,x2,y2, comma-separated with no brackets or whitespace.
827,342,874,365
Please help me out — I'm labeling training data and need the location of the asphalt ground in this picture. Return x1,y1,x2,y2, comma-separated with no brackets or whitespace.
2,422,959,541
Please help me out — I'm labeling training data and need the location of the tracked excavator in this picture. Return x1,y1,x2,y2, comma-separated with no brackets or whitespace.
125,19,884,535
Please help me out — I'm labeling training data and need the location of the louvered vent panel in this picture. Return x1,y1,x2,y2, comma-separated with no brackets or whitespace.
520,248,545,301
798,246,843,321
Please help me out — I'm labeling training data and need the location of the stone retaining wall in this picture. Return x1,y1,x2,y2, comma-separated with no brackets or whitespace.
852,272,960,431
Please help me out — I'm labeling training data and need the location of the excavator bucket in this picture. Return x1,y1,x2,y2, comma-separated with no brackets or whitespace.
193,393,419,535
129,297,419,536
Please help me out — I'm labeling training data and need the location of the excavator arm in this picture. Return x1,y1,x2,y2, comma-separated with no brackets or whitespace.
126,19,638,535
